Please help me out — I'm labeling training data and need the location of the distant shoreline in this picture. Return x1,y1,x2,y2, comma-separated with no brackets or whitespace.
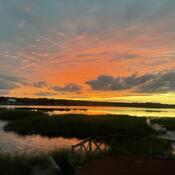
0,96,175,109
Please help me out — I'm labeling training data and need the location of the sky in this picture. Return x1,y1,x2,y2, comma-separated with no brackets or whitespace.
0,0,175,104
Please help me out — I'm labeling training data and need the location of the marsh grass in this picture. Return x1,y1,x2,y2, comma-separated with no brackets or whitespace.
0,153,44,175
0,110,174,175
0,109,156,138
0,149,75,175
0,109,45,121
0,136,172,175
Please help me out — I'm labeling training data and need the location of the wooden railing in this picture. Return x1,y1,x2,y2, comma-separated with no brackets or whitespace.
71,135,175,157
71,138,109,154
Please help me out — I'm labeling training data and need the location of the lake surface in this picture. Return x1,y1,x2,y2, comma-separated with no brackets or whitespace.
1,105,175,117
0,121,80,154
0,105,175,154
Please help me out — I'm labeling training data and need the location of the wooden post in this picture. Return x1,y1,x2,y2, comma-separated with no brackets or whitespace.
89,140,92,154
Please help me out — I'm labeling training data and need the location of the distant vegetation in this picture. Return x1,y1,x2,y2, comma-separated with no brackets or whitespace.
0,96,175,108
0,109,156,138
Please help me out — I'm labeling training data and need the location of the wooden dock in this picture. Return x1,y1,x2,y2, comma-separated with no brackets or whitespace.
71,135,175,157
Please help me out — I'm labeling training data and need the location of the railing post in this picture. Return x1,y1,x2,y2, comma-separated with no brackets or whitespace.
71,135,175,159
104,143,108,152
89,140,92,154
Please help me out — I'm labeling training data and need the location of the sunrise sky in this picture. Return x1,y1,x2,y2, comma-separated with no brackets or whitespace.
0,0,175,104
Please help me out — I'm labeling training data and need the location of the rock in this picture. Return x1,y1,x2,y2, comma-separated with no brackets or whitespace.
31,157,62,175
47,157,61,174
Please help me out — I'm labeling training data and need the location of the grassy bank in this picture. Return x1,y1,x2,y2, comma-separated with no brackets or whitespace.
0,149,75,175
0,153,31,175
0,139,172,175
0,109,156,138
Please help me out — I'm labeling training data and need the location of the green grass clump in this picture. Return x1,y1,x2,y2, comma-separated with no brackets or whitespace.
0,153,44,175
0,110,156,138
0,149,75,175
0,109,156,138
0,109,45,121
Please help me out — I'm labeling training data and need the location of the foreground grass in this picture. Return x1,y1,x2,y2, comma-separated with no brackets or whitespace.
0,109,156,138
0,138,173,175
0,142,173,175
0,149,74,175
0,154,31,175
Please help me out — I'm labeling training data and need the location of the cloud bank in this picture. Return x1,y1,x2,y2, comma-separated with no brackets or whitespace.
86,71,175,93
0,0,175,100
0,74,24,90
51,83,82,93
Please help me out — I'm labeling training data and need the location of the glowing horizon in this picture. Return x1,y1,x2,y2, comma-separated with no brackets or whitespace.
0,0,175,104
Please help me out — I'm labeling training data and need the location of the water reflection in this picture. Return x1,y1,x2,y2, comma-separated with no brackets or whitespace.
47,106,175,118
0,122,80,154
0,105,175,117
0,105,175,154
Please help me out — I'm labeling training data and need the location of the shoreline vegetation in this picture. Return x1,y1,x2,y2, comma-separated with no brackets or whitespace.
0,96,175,108
0,109,157,138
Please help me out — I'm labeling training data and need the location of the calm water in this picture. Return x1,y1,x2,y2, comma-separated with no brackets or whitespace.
1,105,175,117
0,105,175,154
0,121,80,154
